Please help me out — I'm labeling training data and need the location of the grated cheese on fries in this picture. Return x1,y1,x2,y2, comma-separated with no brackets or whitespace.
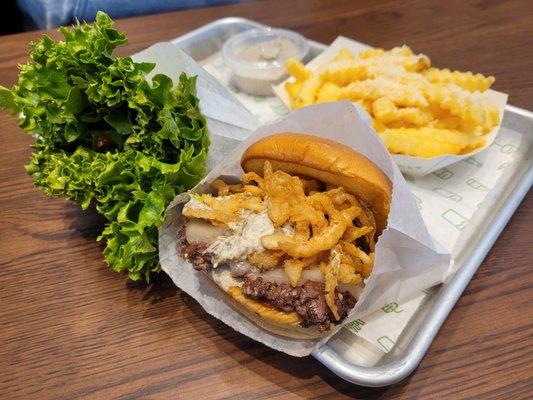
284,46,499,158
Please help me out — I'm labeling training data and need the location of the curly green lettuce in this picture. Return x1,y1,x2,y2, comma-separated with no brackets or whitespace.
0,12,209,281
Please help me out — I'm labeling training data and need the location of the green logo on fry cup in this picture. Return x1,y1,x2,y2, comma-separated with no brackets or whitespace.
462,156,483,167
398,164,421,171
432,168,454,180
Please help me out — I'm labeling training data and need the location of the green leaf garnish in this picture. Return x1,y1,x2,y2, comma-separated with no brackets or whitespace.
1,12,209,281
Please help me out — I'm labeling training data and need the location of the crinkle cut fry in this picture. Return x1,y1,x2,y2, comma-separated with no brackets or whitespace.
283,46,499,157
424,67,495,92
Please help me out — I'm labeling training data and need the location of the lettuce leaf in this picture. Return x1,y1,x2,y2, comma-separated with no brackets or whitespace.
0,12,209,281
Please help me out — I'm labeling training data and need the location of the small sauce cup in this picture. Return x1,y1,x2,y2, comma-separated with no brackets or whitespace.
223,28,309,96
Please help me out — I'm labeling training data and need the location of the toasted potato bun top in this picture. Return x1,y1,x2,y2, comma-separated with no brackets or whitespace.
241,133,392,234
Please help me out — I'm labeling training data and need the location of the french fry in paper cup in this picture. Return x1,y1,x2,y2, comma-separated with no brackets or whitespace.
159,102,450,356
273,36,508,177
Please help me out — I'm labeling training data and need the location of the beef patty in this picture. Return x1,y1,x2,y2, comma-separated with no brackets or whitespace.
242,277,356,332
178,227,357,331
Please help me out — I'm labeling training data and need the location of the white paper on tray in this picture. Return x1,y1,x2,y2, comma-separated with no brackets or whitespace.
133,39,520,362
272,36,509,177
191,39,523,362
331,126,524,360
159,101,450,357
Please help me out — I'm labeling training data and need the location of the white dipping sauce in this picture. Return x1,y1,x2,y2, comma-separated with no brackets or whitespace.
237,37,300,64
232,38,301,96
224,29,308,96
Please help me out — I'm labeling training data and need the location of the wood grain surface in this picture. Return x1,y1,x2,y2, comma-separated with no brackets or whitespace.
1,0,531,398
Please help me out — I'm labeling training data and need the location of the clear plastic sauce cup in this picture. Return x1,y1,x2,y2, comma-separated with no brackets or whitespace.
223,28,309,96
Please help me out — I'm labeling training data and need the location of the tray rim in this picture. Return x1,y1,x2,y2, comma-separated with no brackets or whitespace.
171,16,533,386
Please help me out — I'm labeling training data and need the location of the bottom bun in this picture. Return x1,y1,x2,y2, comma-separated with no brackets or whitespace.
211,268,328,340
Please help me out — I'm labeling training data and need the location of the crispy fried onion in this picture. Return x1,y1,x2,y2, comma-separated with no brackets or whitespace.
212,179,265,197
247,250,285,269
260,191,362,258
183,161,377,317
320,245,364,320
182,193,264,224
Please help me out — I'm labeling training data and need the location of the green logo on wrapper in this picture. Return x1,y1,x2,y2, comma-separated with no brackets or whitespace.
432,168,454,180
442,209,469,230
493,141,518,154
433,187,463,202
382,302,404,313
501,144,517,154
462,156,483,167
398,164,421,171
498,162,510,170
466,178,489,192
377,336,395,352
270,104,289,116
344,318,365,333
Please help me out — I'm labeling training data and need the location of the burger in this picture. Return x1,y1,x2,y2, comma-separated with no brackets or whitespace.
178,133,392,338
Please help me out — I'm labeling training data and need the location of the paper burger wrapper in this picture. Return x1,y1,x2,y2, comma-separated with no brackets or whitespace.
273,36,508,178
159,101,451,357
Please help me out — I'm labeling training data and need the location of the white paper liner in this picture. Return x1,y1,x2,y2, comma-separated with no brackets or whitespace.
131,39,520,362
272,36,508,177
334,126,524,361
159,101,450,356
197,45,525,361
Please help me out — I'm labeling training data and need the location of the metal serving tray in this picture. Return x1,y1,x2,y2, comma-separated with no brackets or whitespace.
171,17,533,387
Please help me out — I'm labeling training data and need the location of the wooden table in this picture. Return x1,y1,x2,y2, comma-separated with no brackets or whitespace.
1,0,531,398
